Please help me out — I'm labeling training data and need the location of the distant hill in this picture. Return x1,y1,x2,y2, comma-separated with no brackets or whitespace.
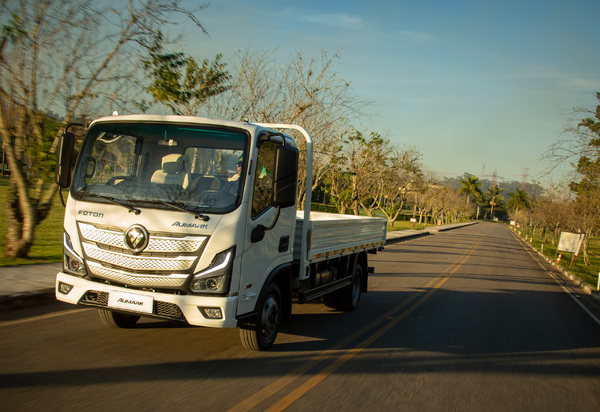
439,176,544,199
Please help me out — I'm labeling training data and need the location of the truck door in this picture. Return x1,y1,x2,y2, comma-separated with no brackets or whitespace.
237,138,289,315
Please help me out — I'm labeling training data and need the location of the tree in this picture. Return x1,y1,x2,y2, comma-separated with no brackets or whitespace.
528,186,572,245
200,49,369,209
377,146,423,227
506,189,531,215
487,182,503,220
328,130,390,215
458,174,482,204
564,93,600,264
0,0,204,258
458,173,483,218
142,31,231,115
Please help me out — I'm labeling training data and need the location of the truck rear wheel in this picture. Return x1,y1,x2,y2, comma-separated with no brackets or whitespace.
325,263,362,311
339,263,362,311
98,309,140,328
239,282,282,351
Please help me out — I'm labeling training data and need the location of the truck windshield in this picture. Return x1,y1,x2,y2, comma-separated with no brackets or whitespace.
71,122,248,214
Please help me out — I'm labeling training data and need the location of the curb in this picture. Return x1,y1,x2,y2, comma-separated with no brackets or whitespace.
508,227,600,302
385,231,431,244
0,288,56,311
385,221,478,245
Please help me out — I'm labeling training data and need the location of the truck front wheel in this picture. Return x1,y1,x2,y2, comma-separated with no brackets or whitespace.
98,309,140,328
239,282,282,351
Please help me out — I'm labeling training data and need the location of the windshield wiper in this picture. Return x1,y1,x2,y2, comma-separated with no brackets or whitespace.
77,192,141,215
156,201,210,222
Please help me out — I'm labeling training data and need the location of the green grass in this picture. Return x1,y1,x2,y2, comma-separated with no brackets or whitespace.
0,178,64,266
512,225,600,289
388,220,431,231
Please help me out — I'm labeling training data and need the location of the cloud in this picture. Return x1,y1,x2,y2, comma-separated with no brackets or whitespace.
399,30,436,42
300,12,367,30
563,77,598,90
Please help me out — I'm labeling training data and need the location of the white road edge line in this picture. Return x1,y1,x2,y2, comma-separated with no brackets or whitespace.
538,260,600,328
513,229,600,328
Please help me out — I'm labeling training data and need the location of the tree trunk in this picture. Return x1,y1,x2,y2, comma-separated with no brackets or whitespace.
4,181,36,258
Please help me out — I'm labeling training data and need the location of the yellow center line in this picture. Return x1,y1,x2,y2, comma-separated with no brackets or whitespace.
230,238,481,412
227,276,443,412
0,308,84,328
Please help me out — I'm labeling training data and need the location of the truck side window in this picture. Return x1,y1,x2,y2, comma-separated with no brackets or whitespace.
252,140,277,217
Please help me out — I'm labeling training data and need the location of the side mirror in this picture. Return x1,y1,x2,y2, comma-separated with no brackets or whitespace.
251,225,266,243
55,132,75,188
272,145,299,208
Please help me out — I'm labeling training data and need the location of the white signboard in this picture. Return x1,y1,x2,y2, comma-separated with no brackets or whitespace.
557,232,585,256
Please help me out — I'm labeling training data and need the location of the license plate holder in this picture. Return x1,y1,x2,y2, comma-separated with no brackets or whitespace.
108,290,154,314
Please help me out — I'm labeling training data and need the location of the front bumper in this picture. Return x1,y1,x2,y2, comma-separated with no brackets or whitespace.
55,272,239,328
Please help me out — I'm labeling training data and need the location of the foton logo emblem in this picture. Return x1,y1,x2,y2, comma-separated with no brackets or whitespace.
78,210,104,218
124,224,149,253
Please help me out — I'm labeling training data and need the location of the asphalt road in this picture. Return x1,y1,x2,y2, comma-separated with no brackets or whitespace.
1,222,599,411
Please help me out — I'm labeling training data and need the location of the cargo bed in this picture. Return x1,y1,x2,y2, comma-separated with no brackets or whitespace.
294,211,387,264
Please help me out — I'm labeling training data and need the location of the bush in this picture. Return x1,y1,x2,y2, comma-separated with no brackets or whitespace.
310,203,338,213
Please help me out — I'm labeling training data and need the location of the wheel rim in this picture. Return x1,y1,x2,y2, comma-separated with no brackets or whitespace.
351,267,362,306
260,295,280,341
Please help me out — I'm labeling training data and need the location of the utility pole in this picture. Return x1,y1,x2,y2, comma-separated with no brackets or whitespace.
521,167,529,190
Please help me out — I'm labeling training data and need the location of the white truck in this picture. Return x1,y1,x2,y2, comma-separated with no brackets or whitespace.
54,115,386,350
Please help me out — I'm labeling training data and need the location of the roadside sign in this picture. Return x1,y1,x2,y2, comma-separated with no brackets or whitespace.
557,232,585,256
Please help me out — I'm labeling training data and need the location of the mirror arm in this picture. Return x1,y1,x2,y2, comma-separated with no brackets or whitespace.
251,207,281,243
59,187,66,207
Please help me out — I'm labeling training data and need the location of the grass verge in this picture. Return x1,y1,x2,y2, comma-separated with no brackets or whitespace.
510,225,600,289
0,178,64,266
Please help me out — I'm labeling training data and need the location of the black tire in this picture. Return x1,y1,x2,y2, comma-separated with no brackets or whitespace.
98,309,140,328
338,263,363,311
239,282,282,351
323,290,341,309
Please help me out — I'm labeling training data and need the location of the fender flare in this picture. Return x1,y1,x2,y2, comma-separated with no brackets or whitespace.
237,262,293,327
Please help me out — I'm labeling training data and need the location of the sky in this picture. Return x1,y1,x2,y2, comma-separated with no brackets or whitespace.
180,0,600,184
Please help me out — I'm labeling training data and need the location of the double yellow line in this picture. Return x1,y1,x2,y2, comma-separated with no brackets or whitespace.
229,240,480,412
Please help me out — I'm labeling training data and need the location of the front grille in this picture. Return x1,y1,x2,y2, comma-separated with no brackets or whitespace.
77,221,206,290
80,290,185,321
156,301,184,318
81,291,109,306
79,223,206,253
83,243,196,271
87,262,188,287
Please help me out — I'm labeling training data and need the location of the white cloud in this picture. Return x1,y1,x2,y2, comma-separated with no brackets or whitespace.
301,12,367,29
563,77,598,90
399,30,436,42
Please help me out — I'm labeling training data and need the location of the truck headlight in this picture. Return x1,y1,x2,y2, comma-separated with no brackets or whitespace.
190,247,235,294
63,231,87,276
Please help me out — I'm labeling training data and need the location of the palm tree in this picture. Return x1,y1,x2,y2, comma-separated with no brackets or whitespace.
459,174,483,218
487,183,503,219
507,189,531,213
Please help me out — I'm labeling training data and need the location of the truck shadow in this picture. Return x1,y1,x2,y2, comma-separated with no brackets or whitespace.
1,288,599,392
